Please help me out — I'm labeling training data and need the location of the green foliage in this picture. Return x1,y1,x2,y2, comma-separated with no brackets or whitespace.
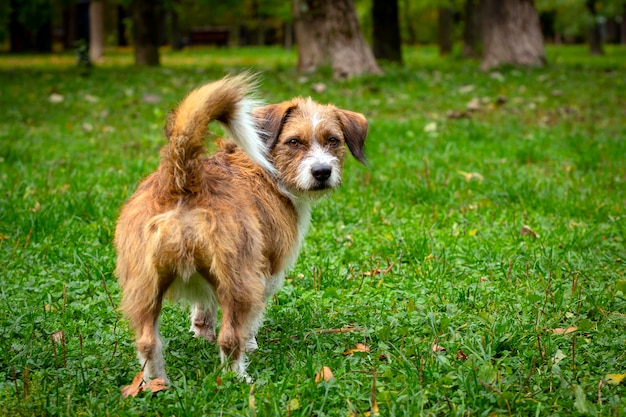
537,0,626,38
0,45,625,415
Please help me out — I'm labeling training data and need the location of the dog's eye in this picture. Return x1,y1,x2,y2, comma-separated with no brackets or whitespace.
328,137,340,147
287,138,301,148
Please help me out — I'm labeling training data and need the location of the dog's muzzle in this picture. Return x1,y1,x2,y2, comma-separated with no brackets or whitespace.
311,163,332,183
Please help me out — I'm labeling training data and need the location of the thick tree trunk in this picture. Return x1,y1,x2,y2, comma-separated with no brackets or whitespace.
324,0,382,78
118,5,129,46
372,0,402,63
586,1,604,55
131,0,160,66
293,0,328,73
622,6,626,44
62,5,77,51
462,0,481,58
481,0,545,70
89,1,104,63
438,6,454,56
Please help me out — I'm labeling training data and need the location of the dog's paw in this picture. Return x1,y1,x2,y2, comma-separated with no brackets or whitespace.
244,337,258,352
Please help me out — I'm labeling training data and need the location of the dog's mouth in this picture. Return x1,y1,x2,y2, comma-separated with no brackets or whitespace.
311,181,333,191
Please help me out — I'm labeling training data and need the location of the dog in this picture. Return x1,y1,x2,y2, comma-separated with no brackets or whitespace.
114,73,368,383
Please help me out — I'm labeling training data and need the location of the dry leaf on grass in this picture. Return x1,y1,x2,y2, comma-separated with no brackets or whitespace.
121,371,169,398
606,373,626,385
432,343,446,354
143,378,168,394
457,170,484,182
343,343,370,355
121,371,145,398
315,366,334,383
50,330,64,343
520,225,540,238
552,326,578,335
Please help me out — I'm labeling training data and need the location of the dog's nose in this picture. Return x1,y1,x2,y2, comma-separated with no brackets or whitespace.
311,164,332,182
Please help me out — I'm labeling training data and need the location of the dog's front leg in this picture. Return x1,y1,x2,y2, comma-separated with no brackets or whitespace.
190,303,217,342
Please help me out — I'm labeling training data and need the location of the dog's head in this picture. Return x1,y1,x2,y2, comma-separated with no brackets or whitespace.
254,98,367,198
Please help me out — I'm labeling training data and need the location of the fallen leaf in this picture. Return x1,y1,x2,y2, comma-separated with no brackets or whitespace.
458,84,475,94
143,378,168,394
490,71,505,82
315,366,334,383
49,93,64,103
447,110,470,119
520,225,540,238
424,122,437,133
51,330,64,343
606,373,626,385
467,97,481,111
83,94,100,103
121,371,145,398
29,202,41,213
142,94,162,104
311,82,327,93
457,170,484,182
287,398,301,411
432,343,446,354
343,343,370,355
552,326,578,335
552,349,567,365
456,349,468,361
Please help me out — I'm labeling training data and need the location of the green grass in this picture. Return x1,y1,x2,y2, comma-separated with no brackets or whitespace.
1,45,625,416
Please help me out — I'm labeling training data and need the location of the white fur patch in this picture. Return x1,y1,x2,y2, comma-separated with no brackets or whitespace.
223,97,277,175
295,144,341,191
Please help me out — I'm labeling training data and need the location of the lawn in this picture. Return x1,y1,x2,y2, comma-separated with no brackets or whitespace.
0,45,625,416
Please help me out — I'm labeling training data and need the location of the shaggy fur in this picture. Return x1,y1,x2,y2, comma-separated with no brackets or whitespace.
114,73,368,382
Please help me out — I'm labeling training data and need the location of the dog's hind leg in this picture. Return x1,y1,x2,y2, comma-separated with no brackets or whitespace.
216,287,265,383
136,318,168,383
121,272,171,382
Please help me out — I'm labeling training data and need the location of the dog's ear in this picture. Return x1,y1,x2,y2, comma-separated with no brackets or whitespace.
253,102,295,149
337,109,368,165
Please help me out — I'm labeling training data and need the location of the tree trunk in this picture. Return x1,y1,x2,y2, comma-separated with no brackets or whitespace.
293,0,381,78
62,4,77,51
118,5,129,46
293,0,328,73
622,6,626,44
402,0,417,44
324,0,382,79
586,1,604,55
438,6,454,56
481,0,545,70
169,7,182,50
462,0,481,58
89,1,104,63
131,0,160,66
372,0,402,63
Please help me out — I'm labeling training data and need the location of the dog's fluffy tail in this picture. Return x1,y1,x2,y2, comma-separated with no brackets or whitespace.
161,73,274,194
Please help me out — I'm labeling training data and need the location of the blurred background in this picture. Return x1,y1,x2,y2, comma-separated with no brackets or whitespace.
1,0,624,75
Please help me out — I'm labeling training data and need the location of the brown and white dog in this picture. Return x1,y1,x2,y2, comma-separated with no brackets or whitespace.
114,73,367,383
